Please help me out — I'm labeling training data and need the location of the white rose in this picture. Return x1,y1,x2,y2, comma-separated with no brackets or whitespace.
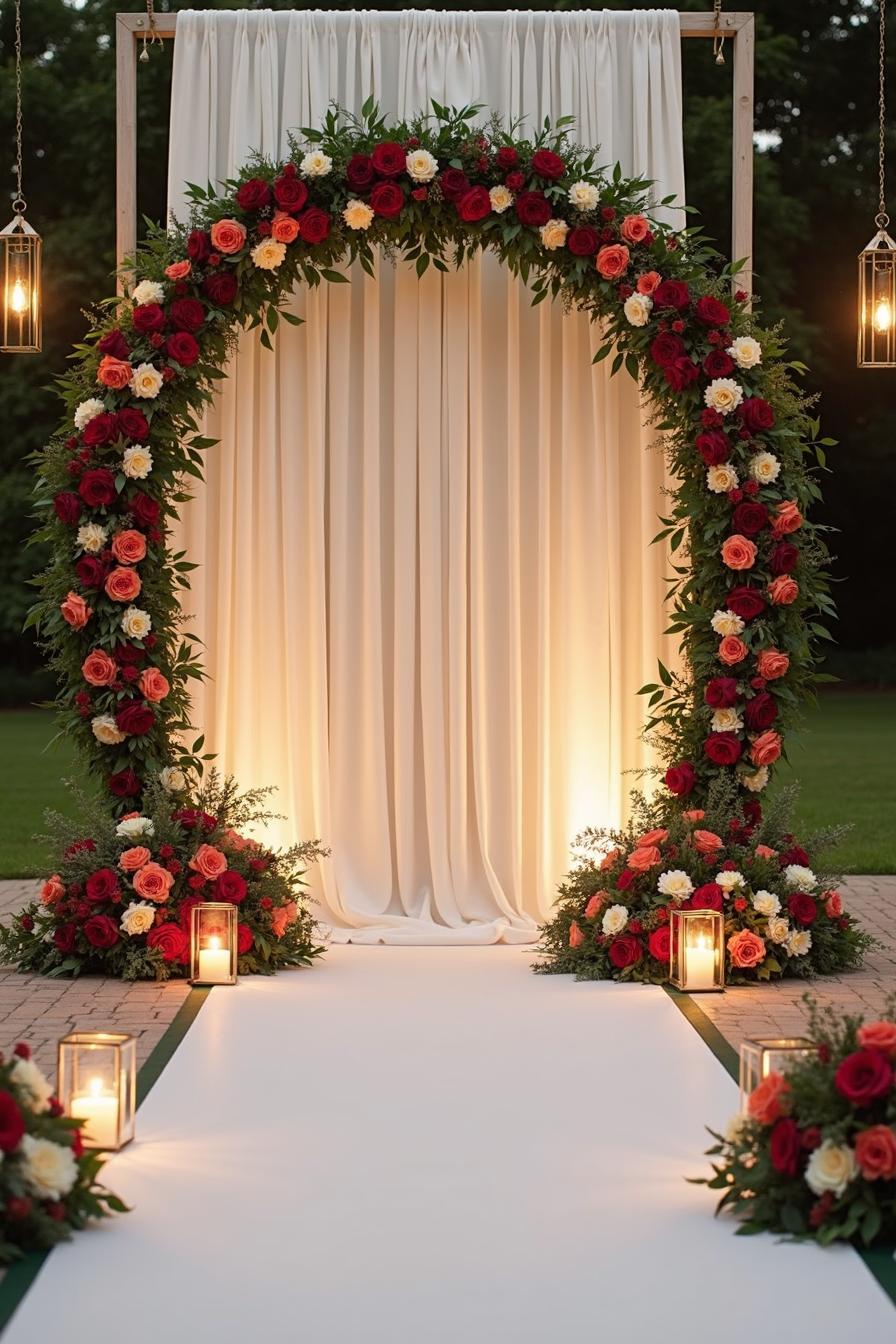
540,218,569,251
725,1113,748,1145
406,149,438,183
251,239,287,272
786,929,813,957
159,765,186,793
727,335,762,369
752,889,781,917
623,294,653,327
783,864,817,891
748,451,781,485
122,445,153,479
657,870,694,901
299,150,332,178
130,363,164,400
11,1058,53,1113
76,522,107,554
131,279,164,307
766,915,790,944
121,605,151,639
116,815,155,840
91,714,126,746
716,869,745,892
601,904,629,936
488,185,514,214
710,609,745,637
74,397,105,431
711,707,743,733
120,900,156,936
568,180,600,211
20,1135,78,1201
805,1140,857,1198
704,377,743,415
706,462,738,494
741,766,770,793
342,199,374,232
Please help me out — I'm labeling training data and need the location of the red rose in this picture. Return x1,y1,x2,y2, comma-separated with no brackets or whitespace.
53,923,77,954
608,933,642,969
83,914,119,949
456,186,491,223
297,206,332,243
744,691,778,731
704,677,739,708
665,761,696,796
108,768,141,799
116,408,149,441
495,146,518,170
695,295,730,326
530,149,565,180
439,168,469,202
371,141,406,177
779,845,810,868
769,1117,801,1176
787,892,817,926
366,183,403,221
704,732,742,765
168,298,205,333
616,869,635,891
78,469,117,508
203,271,238,307
514,191,552,228
97,328,131,360
147,923,189,963
504,170,525,192
237,923,254,955
653,279,690,310
236,177,271,211
566,226,599,256
692,882,724,911
650,332,685,367
129,491,160,530
75,555,106,589
213,870,248,904
165,331,200,367
81,413,118,448
664,357,700,391
739,397,775,433
345,154,375,191
770,542,799,575
726,585,766,620
274,174,308,212
115,701,155,736
731,502,769,536
54,491,83,524
835,1049,893,1105
85,868,120,903
133,303,166,335
187,229,211,262
702,349,734,379
0,1091,25,1153
648,925,671,961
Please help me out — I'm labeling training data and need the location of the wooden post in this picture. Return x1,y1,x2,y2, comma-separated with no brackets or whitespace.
115,13,139,290
731,14,755,300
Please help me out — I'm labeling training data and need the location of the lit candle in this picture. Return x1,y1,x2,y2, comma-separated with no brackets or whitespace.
685,934,716,991
197,935,231,983
875,297,892,332
9,279,27,315
70,1077,118,1149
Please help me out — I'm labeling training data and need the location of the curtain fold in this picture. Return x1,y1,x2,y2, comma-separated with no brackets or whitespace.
167,9,685,944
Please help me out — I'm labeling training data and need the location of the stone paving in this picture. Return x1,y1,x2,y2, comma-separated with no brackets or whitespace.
0,876,892,1080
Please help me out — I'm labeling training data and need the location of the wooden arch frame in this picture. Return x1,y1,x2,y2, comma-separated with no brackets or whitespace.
115,9,755,293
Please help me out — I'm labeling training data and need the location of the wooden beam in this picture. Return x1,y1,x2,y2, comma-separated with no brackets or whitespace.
115,13,138,289
731,14,755,299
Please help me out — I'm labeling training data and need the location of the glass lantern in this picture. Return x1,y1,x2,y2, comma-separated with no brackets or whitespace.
0,213,41,354
190,902,238,985
858,223,896,367
669,907,725,992
739,1037,816,1113
57,1032,136,1151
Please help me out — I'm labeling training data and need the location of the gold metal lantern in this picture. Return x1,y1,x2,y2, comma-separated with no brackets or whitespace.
190,902,239,984
58,1032,137,1151
669,907,725,992
738,1036,816,1114
1,0,41,354
859,0,896,368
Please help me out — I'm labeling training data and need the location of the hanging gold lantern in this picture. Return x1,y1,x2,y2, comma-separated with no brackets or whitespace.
859,0,895,368
1,0,41,354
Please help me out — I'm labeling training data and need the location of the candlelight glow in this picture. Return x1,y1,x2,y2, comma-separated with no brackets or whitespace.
874,296,892,332
9,278,27,314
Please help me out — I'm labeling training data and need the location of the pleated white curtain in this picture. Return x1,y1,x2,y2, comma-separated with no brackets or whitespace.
167,9,685,944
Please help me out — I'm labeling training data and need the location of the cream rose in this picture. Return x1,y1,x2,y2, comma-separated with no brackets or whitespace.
122,445,153,479
601,904,629,936
159,765,186,793
74,397,105,431
752,889,781,917
727,335,762,369
342,199,374,232
766,915,790,944
716,869,745,892
406,149,438,183
710,608,745,637
711,707,743,733
91,714,126,746
11,1058,54,1113
568,180,600,211
540,218,569,251
115,815,155,840
76,522,108,554
129,363,164,400
657,870,694,901
121,605,151,639
706,462,739,494
20,1136,77,1200
623,294,653,327
120,900,156,936
703,377,743,415
741,766,770,792
299,149,332,178
251,239,287,271
748,451,781,485
786,929,813,957
132,279,164,307
805,1140,857,1198
783,864,817,891
488,185,514,214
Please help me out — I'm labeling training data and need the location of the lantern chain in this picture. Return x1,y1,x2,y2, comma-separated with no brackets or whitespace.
12,0,24,215
878,0,889,229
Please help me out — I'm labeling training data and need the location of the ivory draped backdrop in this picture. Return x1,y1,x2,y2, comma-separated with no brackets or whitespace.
167,8,685,944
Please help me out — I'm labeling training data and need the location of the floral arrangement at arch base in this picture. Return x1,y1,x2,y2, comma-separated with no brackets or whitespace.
0,1042,125,1262
696,996,896,1247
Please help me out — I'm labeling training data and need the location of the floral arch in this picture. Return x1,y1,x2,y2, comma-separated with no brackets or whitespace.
14,102,867,983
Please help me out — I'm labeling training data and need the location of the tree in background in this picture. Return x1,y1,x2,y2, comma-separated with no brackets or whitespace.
0,0,892,703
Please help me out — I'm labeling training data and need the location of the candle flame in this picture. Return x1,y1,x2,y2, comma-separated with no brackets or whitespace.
9,280,27,315
874,297,892,333
209,935,221,950
696,933,709,951
89,1077,104,1097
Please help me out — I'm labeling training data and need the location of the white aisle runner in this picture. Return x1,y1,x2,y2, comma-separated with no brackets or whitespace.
6,949,894,1342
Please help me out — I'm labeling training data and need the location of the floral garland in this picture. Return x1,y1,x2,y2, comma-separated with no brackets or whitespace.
31,101,833,824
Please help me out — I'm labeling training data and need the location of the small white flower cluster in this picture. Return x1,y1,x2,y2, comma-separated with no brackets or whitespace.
710,608,745,637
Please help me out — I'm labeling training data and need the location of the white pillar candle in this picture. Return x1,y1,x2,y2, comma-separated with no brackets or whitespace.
685,936,716,991
70,1080,119,1149
197,937,232,983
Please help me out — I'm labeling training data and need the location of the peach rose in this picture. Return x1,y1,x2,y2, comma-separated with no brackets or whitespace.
271,211,300,244
718,635,748,666
636,270,661,295
139,667,170,703
768,576,799,606
747,1069,789,1124
756,649,789,680
620,213,650,244
682,809,705,822
855,1125,896,1181
271,900,298,939
40,874,64,905
857,1021,896,1058
209,219,247,255
596,243,631,280
824,890,843,918
755,844,778,859
81,649,118,687
97,354,132,389
750,730,782,766
693,829,724,857
568,920,585,948
105,567,142,602
636,828,669,848
189,843,228,880
584,891,608,920
165,259,191,280
60,592,92,629
132,861,175,902
727,927,767,970
111,530,147,565
627,844,662,873
119,845,151,872
599,848,623,872
772,500,803,537
721,534,758,571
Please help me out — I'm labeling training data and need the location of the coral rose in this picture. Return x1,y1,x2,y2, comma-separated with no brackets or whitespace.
721,534,757,571
718,635,748,666
599,848,623,872
682,810,706,822
636,829,669,847
97,355,132,390
40,875,64,905
119,846,151,872
727,927,767,969
111,530,147,565
857,1021,896,1058
750,730,782,767
81,650,117,687
595,243,630,279
165,259,191,280
636,270,661,295
768,576,799,606
568,920,585,949
584,892,606,920
60,592,92,629
756,649,789,681
855,1125,896,1180
104,567,142,603
824,890,843,918
619,214,650,244
755,844,778,859
772,500,803,536
189,843,228,880
747,1069,789,1124
627,845,662,872
132,862,174,902
139,667,170,703
693,830,724,857
209,219,247,254
271,211,300,244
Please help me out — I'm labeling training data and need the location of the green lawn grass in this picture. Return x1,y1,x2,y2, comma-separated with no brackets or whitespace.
0,697,893,878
